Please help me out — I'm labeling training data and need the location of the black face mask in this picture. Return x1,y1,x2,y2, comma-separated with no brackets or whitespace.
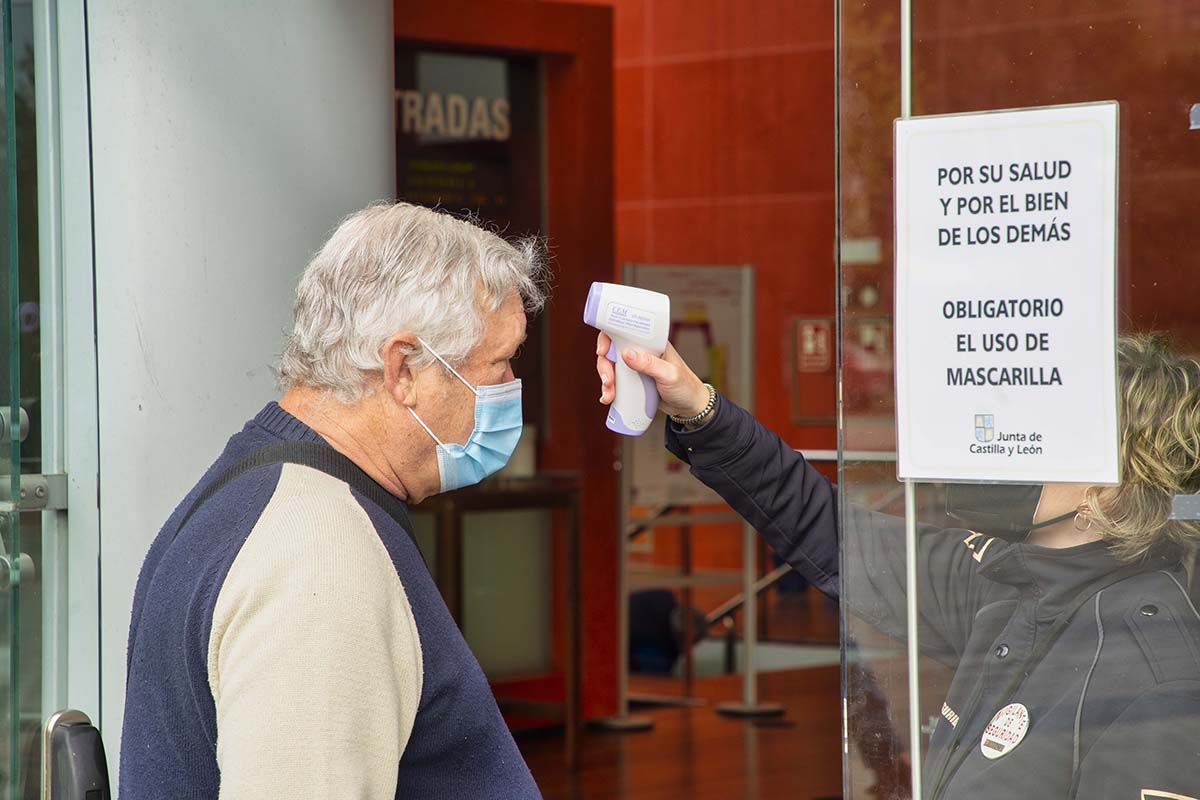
945,483,1076,541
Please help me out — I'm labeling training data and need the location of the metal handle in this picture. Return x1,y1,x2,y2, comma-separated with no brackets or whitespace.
0,553,35,588
42,710,111,800
0,407,29,444
0,474,68,512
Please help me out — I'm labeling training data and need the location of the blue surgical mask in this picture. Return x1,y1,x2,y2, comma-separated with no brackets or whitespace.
408,337,524,492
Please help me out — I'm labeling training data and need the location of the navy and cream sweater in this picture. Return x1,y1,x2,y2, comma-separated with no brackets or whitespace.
120,403,542,799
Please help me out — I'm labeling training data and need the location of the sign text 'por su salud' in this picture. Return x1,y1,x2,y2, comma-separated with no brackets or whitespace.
936,160,1074,247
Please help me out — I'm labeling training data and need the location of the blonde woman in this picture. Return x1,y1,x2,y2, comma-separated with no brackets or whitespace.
597,333,1200,799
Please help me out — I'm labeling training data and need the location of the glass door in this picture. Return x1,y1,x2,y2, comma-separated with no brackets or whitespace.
839,2,1200,799
2,1,45,796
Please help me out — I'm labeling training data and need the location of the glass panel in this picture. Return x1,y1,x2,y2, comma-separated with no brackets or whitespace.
0,0,14,790
1,0,40,796
840,1,1200,798
838,2,914,797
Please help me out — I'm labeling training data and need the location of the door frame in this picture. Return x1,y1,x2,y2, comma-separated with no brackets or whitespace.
35,0,103,733
396,0,618,718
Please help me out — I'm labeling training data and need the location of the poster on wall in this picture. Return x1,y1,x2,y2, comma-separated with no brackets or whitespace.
623,264,754,506
894,102,1119,484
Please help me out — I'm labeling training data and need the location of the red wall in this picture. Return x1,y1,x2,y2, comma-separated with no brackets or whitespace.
608,0,837,447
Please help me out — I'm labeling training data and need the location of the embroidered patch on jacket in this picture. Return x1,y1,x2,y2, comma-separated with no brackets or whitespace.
961,532,996,563
940,702,960,728
1141,791,1199,800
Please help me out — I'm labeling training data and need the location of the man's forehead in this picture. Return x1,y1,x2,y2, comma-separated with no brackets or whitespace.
484,297,527,354
502,309,528,347
503,294,526,329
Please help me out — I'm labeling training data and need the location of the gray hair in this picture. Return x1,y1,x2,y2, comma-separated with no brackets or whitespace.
278,202,547,403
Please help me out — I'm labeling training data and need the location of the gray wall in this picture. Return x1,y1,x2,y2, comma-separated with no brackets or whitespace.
85,0,394,778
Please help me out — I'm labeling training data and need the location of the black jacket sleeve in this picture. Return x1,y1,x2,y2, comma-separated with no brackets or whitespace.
1071,681,1200,799
665,394,998,663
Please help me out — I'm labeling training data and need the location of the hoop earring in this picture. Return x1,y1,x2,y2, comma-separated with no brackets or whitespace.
1073,507,1094,532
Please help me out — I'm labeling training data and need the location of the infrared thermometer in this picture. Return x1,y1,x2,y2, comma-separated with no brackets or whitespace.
583,282,670,436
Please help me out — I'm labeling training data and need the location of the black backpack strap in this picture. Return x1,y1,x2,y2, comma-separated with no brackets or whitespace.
173,440,415,543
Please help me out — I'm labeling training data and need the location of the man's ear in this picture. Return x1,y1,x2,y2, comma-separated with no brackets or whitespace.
382,332,421,407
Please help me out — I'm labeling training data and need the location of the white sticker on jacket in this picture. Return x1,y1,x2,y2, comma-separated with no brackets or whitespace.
980,703,1029,760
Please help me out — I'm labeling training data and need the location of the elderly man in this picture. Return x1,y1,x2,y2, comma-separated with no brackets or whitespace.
120,203,546,799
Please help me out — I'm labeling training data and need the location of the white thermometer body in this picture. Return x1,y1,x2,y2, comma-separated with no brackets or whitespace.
583,282,671,435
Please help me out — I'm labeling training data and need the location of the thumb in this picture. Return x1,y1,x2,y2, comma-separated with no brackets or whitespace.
622,349,676,383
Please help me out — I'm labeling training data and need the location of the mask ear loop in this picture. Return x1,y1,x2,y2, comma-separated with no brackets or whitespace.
407,406,446,447
409,338,485,448
1027,488,1079,536
417,336,479,395
1028,510,1079,533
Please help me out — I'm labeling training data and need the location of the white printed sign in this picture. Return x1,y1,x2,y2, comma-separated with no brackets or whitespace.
894,102,1119,483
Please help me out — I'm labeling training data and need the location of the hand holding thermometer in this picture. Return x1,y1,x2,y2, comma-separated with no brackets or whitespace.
583,282,670,435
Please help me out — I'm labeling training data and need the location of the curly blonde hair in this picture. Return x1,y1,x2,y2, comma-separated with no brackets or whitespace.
1085,334,1200,562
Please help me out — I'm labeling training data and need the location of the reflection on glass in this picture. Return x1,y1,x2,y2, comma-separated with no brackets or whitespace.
1,0,41,796
839,1,1200,797
702,334,1200,796
840,336,1200,798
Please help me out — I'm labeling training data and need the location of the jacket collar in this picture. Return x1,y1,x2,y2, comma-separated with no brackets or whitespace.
251,401,326,443
978,538,1171,619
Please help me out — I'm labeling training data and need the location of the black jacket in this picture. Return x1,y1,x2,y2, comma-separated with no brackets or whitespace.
666,395,1200,800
